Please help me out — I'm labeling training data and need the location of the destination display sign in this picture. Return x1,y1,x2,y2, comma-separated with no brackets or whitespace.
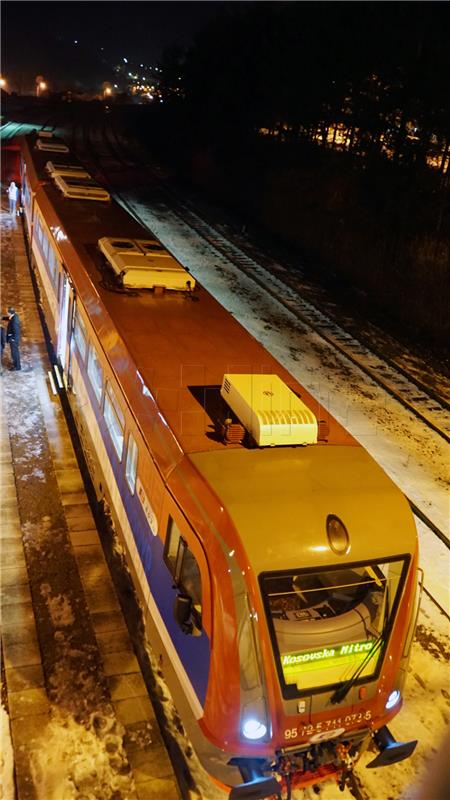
282,640,375,676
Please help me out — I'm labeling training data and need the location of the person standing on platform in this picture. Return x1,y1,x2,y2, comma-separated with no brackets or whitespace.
5,307,21,370
7,181,19,215
0,325,5,375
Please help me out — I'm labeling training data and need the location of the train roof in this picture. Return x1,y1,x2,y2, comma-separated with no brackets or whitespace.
22,133,356,462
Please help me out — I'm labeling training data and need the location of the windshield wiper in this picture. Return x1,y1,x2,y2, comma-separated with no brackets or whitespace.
330,587,390,705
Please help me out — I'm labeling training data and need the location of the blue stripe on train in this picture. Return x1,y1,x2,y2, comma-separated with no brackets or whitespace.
76,357,210,706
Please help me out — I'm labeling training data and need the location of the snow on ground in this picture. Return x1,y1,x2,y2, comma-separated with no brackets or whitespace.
28,709,133,800
0,704,15,800
123,195,450,799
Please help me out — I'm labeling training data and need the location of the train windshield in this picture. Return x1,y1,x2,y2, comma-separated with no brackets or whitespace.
260,558,409,697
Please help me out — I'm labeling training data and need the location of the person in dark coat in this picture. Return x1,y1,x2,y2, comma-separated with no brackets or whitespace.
5,307,21,370
0,325,5,375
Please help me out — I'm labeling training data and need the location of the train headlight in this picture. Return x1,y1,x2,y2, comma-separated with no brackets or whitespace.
385,690,401,710
242,718,267,740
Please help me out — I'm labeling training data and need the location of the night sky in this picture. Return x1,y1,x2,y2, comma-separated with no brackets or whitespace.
2,0,226,93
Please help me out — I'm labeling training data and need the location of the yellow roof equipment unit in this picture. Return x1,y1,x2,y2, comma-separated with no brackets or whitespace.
36,138,70,153
220,373,318,446
53,175,110,201
45,161,90,178
98,237,196,291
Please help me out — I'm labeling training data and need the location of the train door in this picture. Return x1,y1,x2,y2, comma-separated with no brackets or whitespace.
56,270,72,373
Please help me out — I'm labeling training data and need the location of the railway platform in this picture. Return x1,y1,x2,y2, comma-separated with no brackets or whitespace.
0,202,180,800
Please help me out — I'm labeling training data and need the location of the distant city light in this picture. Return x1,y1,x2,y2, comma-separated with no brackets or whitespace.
0,76,6,89
74,40,78,44
123,57,128,63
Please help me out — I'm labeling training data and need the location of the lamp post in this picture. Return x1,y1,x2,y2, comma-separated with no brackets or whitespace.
102,82,112,100
36,76,47,97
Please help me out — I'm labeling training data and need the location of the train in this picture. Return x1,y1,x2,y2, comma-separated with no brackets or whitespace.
19,131,420,799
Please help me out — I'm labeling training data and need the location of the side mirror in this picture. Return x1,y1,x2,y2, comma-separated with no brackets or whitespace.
174,594,193,634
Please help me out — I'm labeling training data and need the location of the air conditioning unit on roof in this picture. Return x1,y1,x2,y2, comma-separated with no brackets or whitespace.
220,373,318,446
53,174,110,201
36,139,70,153
45,161,89,178
98,237,195,291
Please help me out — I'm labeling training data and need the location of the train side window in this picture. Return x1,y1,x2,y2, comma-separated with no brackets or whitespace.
104,382,125,460
73,312,87,362
42,232,50,263
125,433,138,493
87,345,103,403
48,248,58,285
164,517,202,611
35,216,42,244
24,177,31,209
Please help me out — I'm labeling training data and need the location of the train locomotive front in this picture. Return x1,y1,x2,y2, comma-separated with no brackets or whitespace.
183,436,419,799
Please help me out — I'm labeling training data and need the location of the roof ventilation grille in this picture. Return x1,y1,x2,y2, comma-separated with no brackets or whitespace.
45,161,89,178
36,138,70,153
53,174,110,202
98,237,196,291
220,374,318,447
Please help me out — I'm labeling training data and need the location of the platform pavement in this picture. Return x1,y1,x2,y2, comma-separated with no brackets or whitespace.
0,203,181,800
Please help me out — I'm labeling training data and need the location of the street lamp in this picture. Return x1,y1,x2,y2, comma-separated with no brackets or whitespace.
36,75,47,97
102,82,113,100
0,76,6,89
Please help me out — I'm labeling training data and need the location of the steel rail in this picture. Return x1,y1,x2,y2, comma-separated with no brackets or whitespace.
410,502,450,550
421,585,450,620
